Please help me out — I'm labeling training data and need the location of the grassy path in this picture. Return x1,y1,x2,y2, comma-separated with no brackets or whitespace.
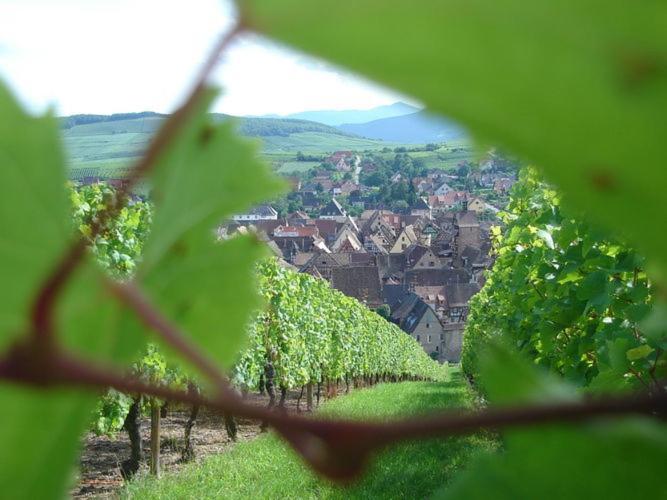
123,368,498,499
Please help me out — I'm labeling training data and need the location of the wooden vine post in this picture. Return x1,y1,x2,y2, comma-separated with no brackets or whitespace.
150,399,161,477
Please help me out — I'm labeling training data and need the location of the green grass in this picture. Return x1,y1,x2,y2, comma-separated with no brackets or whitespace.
258,131,391,153
375,141,475,171
122,368,498,499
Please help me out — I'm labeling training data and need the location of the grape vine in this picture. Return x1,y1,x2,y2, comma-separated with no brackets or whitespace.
463,168,666,391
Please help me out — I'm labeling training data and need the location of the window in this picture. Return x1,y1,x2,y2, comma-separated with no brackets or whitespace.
426,323,430,328
436,345,439,351
416,335,421,342
427,335,431,343
429,261,435,267
440,334,444,340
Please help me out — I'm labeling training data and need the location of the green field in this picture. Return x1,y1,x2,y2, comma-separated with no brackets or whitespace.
375,140,476,171
277,160,321,174
61,114,394,176
258,131,389,153
122,368,498,500
61,114,473,177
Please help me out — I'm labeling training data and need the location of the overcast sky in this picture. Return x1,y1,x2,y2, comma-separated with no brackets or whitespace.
0,0,413,116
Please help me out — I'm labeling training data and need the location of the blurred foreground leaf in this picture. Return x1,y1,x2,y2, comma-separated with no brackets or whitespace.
0,387,94,499
438,345,667,500
139,88,284,368
0,82,70,348
0,82,119,499
244,0,667,272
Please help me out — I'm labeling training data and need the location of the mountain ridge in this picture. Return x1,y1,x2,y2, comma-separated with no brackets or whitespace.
338,110,465,143
260,101,420,126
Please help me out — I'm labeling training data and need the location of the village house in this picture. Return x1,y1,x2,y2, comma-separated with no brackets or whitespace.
404,267,472,289
466,196,486,214
433,182,454,196
364,233,390,255
271,225,329,261
410,197,432,218
286,210,310,225
454,210,482,258
332,180,358,197
390,172,404,183
326,151,354,172
389,293,447,362
428,191,468,213
330,225,365,253
390,225,419,253
331,265,383,308
232,204,278,221
443,283,480,323
319,198,347,222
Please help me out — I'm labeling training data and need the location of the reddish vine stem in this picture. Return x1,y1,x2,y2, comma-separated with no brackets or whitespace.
0,347,665,481
11,15,667,483
28,23,244,347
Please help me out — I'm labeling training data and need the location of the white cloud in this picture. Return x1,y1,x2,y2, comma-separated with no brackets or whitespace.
0,0,413,116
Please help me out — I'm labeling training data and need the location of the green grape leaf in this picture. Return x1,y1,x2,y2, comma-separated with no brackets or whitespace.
140,87,284,271
639,303,667,347
440,343,667,499
144,234,267,369
626,344,654,361
437,420,667,500
479,342,576,404
0,82,70,348
243,0,667,272
58,261,148,364
0,82,118,500
0,386,95,500
139,88,284,367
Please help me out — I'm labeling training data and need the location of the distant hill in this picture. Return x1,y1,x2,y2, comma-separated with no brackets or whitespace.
338,111,465,144
60,112,165,129
276,101,420,126
60,113,392,176
229,116,355,138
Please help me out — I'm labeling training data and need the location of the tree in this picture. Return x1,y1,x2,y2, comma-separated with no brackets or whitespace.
375,304,391,319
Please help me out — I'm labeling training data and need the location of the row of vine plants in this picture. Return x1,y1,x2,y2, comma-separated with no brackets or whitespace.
71,181,444,475
462,168,665,392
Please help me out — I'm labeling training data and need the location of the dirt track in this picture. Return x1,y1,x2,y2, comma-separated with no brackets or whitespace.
73,388,319,498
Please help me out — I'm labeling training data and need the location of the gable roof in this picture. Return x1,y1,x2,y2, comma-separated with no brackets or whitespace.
455,210,480,228
411,197,431,210
444,283,481,307
273,225,319,238
390,225,418,252
404,268,471,287
389,293,437,333
377,253,407,280
367,234,390,254
287,210,310,220
321,197,346,217
306,219,340,239
331,266,382,306
245,204,277,217
382,284,409,311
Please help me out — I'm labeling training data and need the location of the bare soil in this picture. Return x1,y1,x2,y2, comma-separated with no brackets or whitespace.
73,388,321,498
